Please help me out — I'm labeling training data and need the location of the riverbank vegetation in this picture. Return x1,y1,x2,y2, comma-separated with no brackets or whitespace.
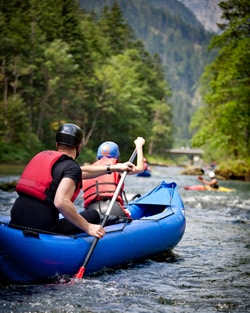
189,0,250,179
0,0,249,180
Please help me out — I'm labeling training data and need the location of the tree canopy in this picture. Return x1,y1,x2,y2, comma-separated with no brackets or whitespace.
0,0,173,163
80,0,215,147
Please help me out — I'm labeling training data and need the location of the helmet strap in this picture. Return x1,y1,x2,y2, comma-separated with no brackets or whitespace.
75,145,81,159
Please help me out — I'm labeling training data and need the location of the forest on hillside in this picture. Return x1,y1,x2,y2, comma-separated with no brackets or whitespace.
0,0,249,176
0,0,173,163
79,0,215,145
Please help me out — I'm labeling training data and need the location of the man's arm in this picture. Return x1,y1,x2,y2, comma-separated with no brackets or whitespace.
132,137,145,174
81,162,135,179
54,177,105,238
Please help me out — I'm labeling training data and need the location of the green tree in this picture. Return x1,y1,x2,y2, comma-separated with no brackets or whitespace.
98,1,137,56
190,0,250,161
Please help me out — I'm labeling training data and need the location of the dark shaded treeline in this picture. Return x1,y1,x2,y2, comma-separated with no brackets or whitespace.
0,0,172,163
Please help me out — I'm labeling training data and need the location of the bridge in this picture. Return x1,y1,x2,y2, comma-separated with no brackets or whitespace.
166,148,204,163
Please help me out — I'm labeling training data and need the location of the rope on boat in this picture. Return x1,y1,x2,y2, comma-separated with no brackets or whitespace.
2,216,133,238
4,223,77,237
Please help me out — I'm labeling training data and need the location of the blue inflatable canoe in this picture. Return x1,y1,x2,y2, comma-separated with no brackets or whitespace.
0,181,185,284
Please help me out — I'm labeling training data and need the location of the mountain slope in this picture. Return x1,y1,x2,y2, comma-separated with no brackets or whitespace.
79,0,215,145
178,0,223,33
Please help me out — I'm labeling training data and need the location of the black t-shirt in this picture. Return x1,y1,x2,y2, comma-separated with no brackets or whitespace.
48,156,82,201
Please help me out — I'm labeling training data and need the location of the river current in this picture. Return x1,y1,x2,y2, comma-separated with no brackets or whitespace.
0,166,249,313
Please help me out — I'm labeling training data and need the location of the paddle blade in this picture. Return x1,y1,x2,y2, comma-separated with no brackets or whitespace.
75,266,85,279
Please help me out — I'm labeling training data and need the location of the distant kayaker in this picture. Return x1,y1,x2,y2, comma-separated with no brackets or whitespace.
198,171,219,189
9,123,134,236
82,137,145,225
143,157,151,172
209,160,217,170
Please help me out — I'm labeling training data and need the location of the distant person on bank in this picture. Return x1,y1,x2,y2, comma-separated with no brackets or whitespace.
143,157,151,172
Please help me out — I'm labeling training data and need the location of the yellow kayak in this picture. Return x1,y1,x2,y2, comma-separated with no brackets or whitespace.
184,185,235,192
216,186,235,192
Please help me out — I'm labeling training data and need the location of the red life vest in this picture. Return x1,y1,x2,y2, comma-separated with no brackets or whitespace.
16,150,81,202
82,157,124,208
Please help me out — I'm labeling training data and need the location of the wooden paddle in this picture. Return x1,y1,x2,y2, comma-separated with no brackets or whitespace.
75,148,137,279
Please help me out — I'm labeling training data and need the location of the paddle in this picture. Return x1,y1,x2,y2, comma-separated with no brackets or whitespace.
198,176,206,190
75,148,137,279
198,176,203,181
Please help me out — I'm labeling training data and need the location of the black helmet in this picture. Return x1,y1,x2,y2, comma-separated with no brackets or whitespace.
56,123,83,147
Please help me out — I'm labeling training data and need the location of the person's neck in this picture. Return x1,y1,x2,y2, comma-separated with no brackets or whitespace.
57,148,76,160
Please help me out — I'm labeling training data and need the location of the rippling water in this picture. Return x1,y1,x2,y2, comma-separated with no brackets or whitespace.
0,166,249,313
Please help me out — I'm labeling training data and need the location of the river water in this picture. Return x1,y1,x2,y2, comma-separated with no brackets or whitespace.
0,166,249,313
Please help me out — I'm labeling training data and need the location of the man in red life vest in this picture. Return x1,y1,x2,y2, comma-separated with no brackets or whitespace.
82,137,145,225
10,123,134,236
